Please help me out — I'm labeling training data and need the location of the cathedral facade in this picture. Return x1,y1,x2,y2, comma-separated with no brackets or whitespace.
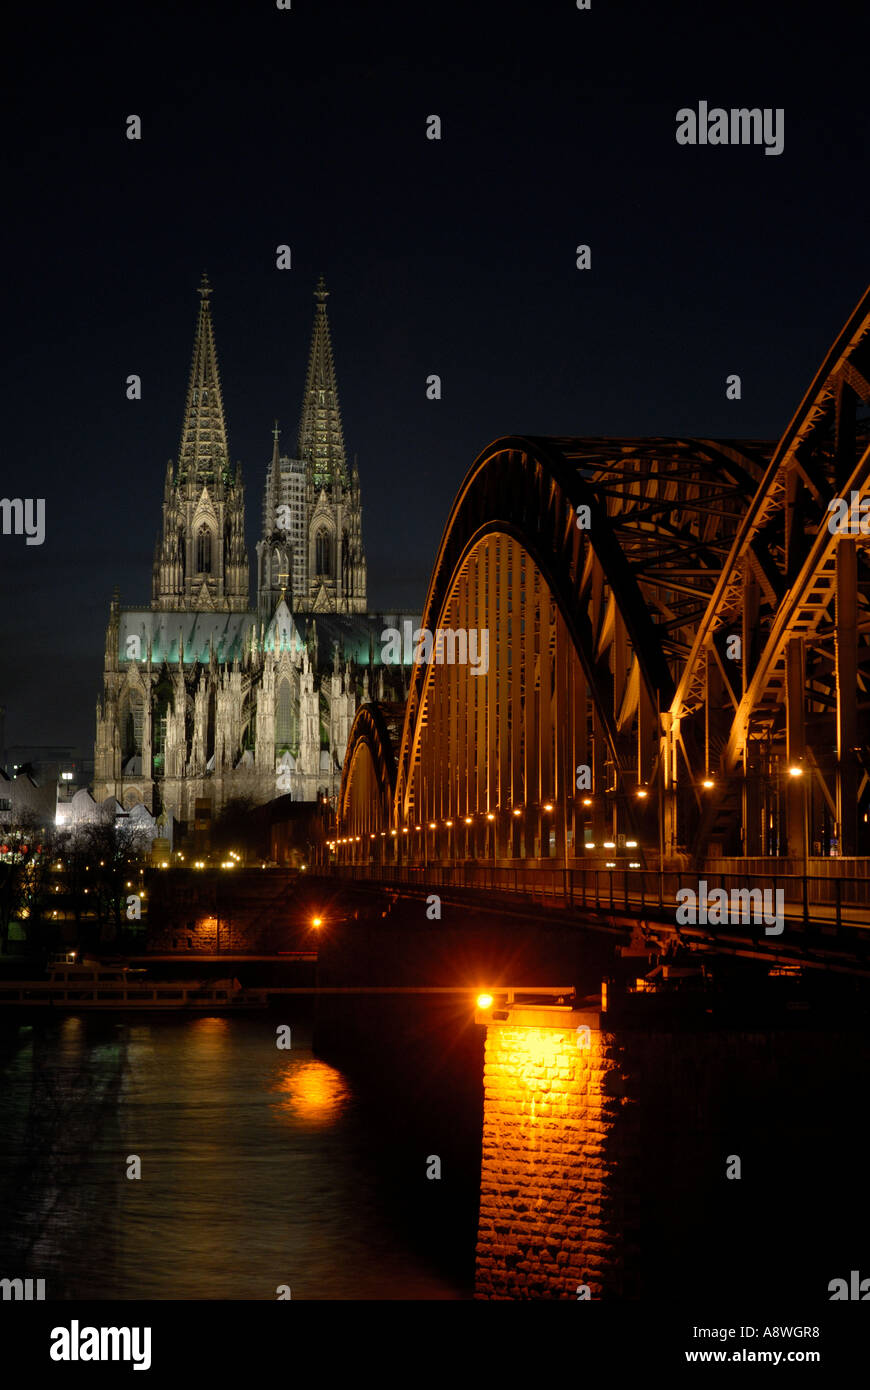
93,275,416,832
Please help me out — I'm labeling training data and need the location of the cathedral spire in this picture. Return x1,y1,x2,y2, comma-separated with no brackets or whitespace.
177,272,231,486
298,275,347,490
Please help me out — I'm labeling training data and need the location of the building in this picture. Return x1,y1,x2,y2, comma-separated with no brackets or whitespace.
94,275,418,831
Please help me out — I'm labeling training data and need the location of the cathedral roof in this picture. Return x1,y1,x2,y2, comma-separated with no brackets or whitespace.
119,609,253,665
116,608,423,668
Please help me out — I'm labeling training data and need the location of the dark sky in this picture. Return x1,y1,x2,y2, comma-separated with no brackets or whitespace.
1,0,867,756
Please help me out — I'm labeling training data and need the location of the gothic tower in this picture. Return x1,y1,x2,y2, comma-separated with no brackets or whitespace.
297,276,367,614
152,274,249,612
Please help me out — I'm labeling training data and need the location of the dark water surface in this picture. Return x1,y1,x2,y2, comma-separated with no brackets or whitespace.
0,1013,462,1299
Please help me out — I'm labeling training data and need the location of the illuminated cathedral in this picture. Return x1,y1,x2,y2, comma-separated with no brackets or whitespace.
93,275,416,832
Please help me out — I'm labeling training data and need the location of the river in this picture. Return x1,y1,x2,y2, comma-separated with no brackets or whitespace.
0,1011,465,1300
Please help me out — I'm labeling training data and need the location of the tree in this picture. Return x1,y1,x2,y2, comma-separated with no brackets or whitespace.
0,813,54,954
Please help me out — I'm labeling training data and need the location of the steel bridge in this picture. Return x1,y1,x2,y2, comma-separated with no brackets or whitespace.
329,285,870,913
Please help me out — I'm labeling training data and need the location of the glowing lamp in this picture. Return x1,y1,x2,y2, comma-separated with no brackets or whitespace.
512,808,522,817
543,803,554,812
486,813,495,821
582,798,592,807
476,993,494,1010
311,916,323,929
788,766,804,778
702,778,714,789
636,789,648,799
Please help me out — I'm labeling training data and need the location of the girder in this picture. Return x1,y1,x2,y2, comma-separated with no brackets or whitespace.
335,285,870,873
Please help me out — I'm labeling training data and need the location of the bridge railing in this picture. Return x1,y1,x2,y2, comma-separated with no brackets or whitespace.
325,862,870,932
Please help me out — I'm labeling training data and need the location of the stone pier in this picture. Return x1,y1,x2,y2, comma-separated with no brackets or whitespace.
474,1000,639,1299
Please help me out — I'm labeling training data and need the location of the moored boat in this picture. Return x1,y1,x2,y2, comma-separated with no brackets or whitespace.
0,954,267,1010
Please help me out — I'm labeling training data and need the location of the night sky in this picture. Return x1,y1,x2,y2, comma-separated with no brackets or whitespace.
2,0,867,756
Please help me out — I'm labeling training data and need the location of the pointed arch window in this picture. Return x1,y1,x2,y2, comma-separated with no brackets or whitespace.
276,678,293,750
315,528,331,577
196,525,212,574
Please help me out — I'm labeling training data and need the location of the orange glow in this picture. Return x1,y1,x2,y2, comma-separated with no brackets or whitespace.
636,788,648,799
311,916,323,929
582,797,592,806
512,808,522,817
476,993,494,1009
702,778,714,789
788,765,804,777
486,813,495,821
543,802,553,812
274,1060,350,1129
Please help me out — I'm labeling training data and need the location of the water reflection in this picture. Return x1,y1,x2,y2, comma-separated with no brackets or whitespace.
0,1014,460,1300
272,1060,350,1129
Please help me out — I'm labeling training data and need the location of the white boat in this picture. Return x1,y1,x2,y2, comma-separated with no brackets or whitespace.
0,954,267,1010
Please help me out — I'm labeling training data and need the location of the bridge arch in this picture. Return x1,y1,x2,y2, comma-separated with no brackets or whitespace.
333,284,870,877
337,701,403,859
339,434,763,865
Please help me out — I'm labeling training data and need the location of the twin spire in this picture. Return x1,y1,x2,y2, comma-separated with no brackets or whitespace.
177,271,348,493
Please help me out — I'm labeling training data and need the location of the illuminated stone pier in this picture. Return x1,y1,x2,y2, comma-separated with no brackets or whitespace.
474,1000,639,1299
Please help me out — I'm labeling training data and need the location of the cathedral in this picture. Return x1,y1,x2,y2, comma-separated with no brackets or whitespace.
93,274,417,835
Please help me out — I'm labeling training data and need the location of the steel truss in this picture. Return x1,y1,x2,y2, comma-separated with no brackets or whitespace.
336,286,870,870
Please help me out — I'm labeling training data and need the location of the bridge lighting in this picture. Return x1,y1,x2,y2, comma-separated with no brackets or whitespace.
603,841,615,848
415,825,421,830
636,788,648,799
788,765,804,777
370,834,376,840
464,817,472,824
402,827,409,834
585,843,596,850
476,993,494,1010
629,862,641,868
582,797,592,807
390,829,397,836
606,861,616,868
702,778,715,789
429,822,437,830
512,808,522,817
311,916,323,929
486,813,495,821
446,820,454,827
543,803,554,812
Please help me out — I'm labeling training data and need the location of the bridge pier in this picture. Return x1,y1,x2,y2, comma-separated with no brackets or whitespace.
474,1000,638,1299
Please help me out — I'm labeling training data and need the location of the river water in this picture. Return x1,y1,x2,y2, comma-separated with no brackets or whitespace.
0,1012,464,1300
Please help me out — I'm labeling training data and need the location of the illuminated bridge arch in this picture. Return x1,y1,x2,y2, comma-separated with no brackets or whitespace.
339,433,766,864
335,283,870,870
674,283,870,863
338,701,403,852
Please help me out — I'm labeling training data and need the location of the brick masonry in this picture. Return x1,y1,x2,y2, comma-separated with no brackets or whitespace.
475,1006,640,1300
